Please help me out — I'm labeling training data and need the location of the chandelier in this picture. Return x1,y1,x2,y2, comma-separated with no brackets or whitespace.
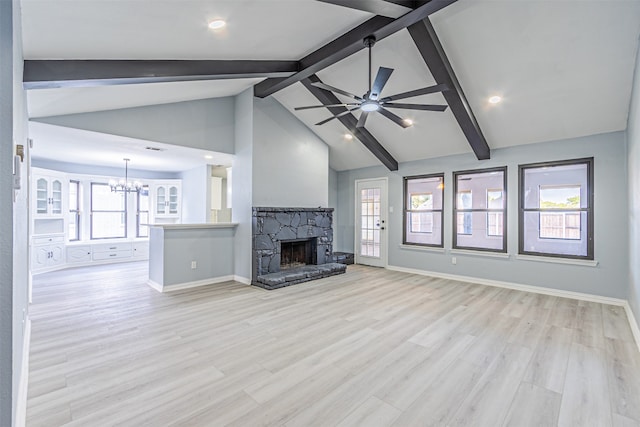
109,158,142,193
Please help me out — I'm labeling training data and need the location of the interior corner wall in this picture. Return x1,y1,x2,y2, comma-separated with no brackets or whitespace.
337,132,629,299
232,89,253,281
627,40,640,331
180,165,210,223
0,0,14,423
32,97,236,154
252,97,329,208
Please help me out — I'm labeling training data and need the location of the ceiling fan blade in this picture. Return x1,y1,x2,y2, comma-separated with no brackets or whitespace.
378,107,411,128
295,103,358,111
356,111,370,128
311,82,363,101
380,83,449,102
383,103,448,112
315,107,360,126
369,67,394,101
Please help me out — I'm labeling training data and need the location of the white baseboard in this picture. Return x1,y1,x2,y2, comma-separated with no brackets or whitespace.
387,265,640,352
234,275,252,285
15,316,31,427
387,265,626,306
147,275,236,293
623,302,640,353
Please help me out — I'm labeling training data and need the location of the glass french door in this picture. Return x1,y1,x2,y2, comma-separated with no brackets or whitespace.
356,178,388,267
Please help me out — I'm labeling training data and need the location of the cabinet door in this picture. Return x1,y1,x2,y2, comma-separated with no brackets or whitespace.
32,246,51,269
156,186,166,215
35,177,49,215
50,244,64,265
50,179,63,215
168,186,179,215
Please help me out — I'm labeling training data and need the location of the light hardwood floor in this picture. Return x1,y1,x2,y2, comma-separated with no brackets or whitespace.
26,262,640,426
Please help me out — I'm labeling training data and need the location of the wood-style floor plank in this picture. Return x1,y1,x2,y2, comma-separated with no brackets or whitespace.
25,262,640,426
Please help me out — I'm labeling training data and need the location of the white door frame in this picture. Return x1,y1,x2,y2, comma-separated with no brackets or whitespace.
354,177,388,268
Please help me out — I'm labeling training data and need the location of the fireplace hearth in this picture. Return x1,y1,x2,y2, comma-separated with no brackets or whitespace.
252,207,346,289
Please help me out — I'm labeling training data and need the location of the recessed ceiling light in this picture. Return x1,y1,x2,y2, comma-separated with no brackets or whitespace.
208,19,226,30
204,155,213,159
344,133,353,141
403,119,414,126
488,95,502,104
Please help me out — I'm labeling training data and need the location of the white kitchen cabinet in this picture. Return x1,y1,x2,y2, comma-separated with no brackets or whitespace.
133,241,149,258
66,245,92,263
153,182,181,218
32,235,65,271
33,172,65,218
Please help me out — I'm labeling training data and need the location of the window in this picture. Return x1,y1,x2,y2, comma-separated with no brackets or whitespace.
519,158,593,259
486,189,504,237
456,191,472,235
68,180,80,241
403,174,444,247
91,183,126,239
453,167,507,252
137,185,150,238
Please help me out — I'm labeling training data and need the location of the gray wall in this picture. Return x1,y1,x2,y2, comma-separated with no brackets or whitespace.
0,0,14,422
32,97,236,154
337,132,629,299
627,41,640,331
232,89,253,281
252,97,329,208
160,227,235,287
180,165,210,223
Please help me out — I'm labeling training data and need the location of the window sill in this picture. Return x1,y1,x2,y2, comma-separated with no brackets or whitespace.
450,249,510,259
515,254,598,267
399,244,445,253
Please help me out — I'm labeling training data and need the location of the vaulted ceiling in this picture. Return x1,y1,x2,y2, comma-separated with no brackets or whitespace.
21,0,640,171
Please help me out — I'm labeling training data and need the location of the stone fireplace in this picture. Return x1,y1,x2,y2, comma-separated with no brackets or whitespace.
252,207,346,289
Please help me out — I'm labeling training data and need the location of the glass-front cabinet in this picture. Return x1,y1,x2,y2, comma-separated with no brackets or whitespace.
153,182,181,218
33,173,64,217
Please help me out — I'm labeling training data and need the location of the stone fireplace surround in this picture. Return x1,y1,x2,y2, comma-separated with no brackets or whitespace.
252,207,346,289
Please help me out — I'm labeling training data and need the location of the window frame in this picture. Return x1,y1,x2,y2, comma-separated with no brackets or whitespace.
452,166,507,253
518,157,594,260
90,182,127,240
403,173,444,248
136,185,150,238
68,180,80,241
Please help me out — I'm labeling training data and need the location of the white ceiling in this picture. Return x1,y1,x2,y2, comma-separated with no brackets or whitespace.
20,0,640,171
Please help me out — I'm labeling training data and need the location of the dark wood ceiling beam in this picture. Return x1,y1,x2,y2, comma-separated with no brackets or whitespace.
316,0,412,18
23,60,300,90
254,0,457,98
407,19,490,160
302,75,398,171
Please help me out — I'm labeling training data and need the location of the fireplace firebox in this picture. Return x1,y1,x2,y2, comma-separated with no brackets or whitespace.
280,238,316,270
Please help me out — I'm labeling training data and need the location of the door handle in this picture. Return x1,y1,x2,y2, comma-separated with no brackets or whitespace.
380,227,385,230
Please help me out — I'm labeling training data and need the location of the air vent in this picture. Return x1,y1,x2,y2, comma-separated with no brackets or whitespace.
145,146,166,152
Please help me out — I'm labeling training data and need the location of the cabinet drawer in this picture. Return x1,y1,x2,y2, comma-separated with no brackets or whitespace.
33,235,64,245
93,242,132,253
92,250,132,261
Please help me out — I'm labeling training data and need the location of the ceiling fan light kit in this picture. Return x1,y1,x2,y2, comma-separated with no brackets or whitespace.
295,36,449,130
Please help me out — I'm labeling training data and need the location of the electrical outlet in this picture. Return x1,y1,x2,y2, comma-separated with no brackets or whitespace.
451,257,457,265
191,261,197,269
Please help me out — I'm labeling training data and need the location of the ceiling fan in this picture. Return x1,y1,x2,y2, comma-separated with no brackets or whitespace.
295,36,449,129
